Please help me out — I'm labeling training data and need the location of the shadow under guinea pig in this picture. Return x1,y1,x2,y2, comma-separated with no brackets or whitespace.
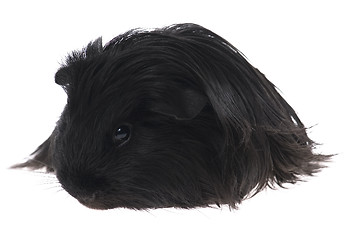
12,23,332,210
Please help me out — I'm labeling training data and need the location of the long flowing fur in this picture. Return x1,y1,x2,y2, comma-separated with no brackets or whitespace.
12,23,330,209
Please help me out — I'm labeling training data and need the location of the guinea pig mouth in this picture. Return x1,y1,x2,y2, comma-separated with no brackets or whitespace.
76,193,101,209
71,191,114,210
78,199,111,210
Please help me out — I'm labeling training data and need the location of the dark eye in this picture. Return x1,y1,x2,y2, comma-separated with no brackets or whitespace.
113,125,131,145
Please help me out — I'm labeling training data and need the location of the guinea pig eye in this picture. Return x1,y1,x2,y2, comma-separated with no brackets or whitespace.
113,125,131,146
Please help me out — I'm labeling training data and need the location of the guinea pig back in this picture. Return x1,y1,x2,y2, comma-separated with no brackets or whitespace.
12,23,330,210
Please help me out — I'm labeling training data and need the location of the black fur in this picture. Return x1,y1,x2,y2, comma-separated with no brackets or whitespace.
12,23,330,210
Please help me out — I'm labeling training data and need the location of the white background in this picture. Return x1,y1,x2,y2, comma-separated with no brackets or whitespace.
0,0,360,239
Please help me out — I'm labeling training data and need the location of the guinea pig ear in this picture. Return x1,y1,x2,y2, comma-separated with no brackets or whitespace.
55,37,103,90
55,67,71,89
150,88,208,120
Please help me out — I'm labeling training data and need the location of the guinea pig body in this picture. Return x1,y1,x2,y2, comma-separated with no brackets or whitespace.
13,24,330,209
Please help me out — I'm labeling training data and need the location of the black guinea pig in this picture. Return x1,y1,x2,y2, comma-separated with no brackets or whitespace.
13,23,330,210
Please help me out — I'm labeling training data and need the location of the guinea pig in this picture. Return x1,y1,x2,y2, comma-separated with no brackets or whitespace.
12,23,330,210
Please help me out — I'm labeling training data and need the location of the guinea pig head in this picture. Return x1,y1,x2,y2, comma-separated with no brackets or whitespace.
45,39,225,210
